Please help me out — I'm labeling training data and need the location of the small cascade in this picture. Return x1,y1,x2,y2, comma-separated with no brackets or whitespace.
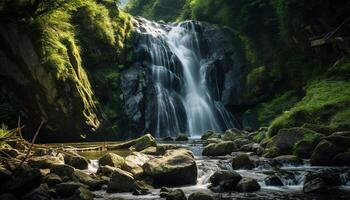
133,18,238,138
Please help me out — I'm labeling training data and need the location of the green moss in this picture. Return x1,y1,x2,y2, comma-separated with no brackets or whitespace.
0,124,9,147
268,80,350,136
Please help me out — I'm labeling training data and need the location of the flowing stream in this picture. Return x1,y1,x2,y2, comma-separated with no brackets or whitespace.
133,18,237,138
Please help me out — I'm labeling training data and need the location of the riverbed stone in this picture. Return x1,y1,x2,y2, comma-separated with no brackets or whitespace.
202,141,236,156
143,149,197,186
50,164,75,178
233,138,250,148
166,189,186,200
43,173,62,187
188,192,214,200
133,134,157,151
222,128,243,141
64,154,89,170
56,182,87,197
201,131,220,140
310,140,343,166
28,155,64,169
175,133,189,141
231,153,253,170
264,175,284,186
23,183,50,200
235,177,260,192
73,170,105,191
305,169,341,186
122,152,150,179
209,170,242,191
303,177,328,193
272,155,302,166
107,168,138,193
97,165,117,177
98,153,125,168
69,187,94,200
1,167,43,195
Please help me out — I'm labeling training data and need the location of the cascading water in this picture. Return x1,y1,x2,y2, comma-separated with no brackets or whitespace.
134,18,238,138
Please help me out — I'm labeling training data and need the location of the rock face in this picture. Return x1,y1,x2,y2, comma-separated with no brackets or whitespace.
107,168,138,193
143,149,197,186
202,141,236,156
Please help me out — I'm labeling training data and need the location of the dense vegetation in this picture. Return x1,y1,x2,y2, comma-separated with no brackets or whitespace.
127,0,350,135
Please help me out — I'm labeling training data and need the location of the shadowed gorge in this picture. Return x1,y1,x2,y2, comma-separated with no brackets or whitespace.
1,0,350,200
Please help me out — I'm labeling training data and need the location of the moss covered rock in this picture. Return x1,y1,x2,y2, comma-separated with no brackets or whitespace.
202,141,236,156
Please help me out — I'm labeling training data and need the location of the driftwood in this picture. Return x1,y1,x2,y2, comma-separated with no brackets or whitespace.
13,120,44,174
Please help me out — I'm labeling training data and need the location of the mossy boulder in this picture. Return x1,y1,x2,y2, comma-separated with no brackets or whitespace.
202,141,236,156
175,134,189,141
107,168,138,193
209,170,242,191
235,177,261,192
310,140,343,166
133,134,157,151
201,131,220,140
222,128,244,141
98,153,125,168
231,153,253,170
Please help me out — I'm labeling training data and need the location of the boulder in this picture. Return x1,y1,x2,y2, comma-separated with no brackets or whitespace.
272,155,302,166
235,177,260,192
310,140,343,166
64,154,89,170
264,175,283,186
262,147,281,158
293,133,324,159
166,189,186,200
69,187,94,200
188,192,214,200
28,155,63,169
201,131,220,140
333,152,350,166
1,167,43,195
133,134,157,151
96,165,117,177
202,141,236,156
143,149,197,186
175,134,189,141
42,173,62,187
303,178,328,193
122,152,150,178
324,131,350,148
22,184,50,200
222,128,243,141
233,138,250,148
107,168,138,193
56,182,86,197
50,164,75,178
73,170,105,191
98,153,125,168
267,127,317,154
209,170,242,191
231,153,253,170
304,169,341,186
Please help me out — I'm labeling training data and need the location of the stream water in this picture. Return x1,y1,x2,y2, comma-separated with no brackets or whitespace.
78,140,350,200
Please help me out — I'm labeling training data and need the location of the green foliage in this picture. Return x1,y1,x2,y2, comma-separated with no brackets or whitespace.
268,80,350,136
0,124,9,147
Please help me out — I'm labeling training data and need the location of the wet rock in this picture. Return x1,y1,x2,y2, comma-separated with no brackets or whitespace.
166,189,186,200
293,133,324,159
264,175,284,186
156,144,180,155
272,155,302,166
231,153,253,170
175,133,189,141
267,127,317,154
43,173,62,187
143,149,197,186
74,170,105,191
107,168,138,193
188,192,214,200
262,147,281,158
98,153,125,168
0,193,17,200
122,152,150,178
235,177,261,192
97,165,117,177
305,169,341,186
140,146,158,155
222,128,243,141
133,134,157,151
202,141,236,156
333,152,350,166
310,140,343,166
201,131,220,140
69,187,94,200
207,138,222,144
209,170,242,191
64,154,89,170
56,182,86,197
50,164,75,178
1,167,42,195
303,177,328,193
233,138,250,148
22,184,50,200
28,155,63,169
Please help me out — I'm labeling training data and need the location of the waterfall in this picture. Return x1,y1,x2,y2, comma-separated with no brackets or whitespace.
133,18,237,138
